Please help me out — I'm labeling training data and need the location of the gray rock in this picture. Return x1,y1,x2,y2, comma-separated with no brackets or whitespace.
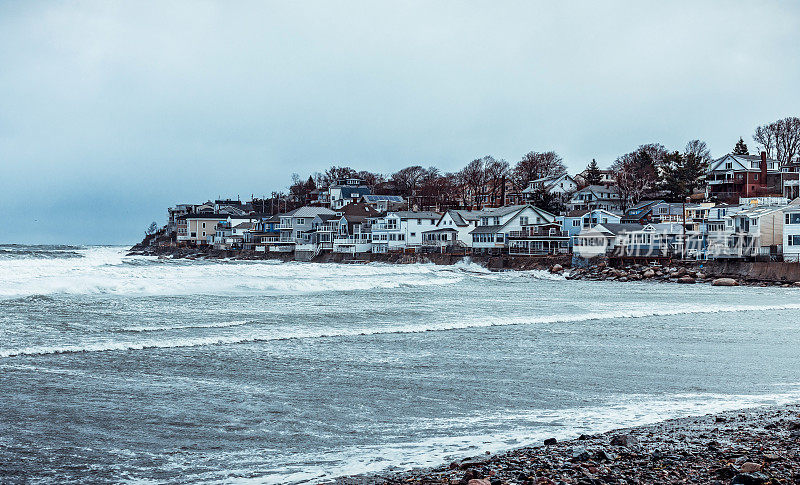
712,278,739,286
610,434,638,447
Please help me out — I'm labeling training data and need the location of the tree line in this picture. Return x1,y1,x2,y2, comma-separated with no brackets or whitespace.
282,115,800,212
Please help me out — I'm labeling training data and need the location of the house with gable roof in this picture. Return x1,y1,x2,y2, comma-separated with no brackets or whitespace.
468,205,557,254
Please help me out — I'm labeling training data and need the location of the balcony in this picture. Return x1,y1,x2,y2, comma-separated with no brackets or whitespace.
507,228,569,238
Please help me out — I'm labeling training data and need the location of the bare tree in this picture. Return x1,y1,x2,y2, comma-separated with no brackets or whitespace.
318,166,358,187
390,165,427,197
512,151,566,190
753,124,777,159
483,157,509,206
775,117,800,164
684,140,711,162
612,145,661,210
460,158,487,209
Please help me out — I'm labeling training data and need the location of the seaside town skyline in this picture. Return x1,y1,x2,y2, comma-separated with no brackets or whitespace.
132,115,800,266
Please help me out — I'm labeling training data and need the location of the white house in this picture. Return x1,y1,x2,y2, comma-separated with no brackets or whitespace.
725,205,786,258
433,209,483,246
278,206,338,249
328,178,372,209
559,209,621,247
574,223,644,258
521,174,578,199
783,201,800,262
371,211,441,252
469,205,556,254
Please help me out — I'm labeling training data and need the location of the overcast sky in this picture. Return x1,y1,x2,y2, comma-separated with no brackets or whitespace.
2,1,799,244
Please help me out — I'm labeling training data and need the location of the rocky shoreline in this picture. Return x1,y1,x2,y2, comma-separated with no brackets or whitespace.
335,404,800,485
560,263,800,288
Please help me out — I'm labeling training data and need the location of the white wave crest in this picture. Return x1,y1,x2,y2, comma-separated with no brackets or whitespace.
3,302,800,358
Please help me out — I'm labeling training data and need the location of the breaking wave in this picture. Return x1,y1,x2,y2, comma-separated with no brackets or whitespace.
3,302,799,358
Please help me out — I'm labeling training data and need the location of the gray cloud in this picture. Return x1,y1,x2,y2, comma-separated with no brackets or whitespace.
1,1,799,243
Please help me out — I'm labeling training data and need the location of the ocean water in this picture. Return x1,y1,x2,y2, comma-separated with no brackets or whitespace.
1,245,800,483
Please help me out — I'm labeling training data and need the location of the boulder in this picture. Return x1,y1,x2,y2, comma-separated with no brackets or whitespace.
677,276,696,284
551,264,564,273
739,463,762,473
466,480,491,485
642,269,655,278
731,473,768,485
712,278,739,287
571,446,590,461
543,437,557,446
610,434,638,447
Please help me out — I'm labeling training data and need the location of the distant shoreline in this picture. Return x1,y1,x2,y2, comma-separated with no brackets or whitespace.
334,403,800,484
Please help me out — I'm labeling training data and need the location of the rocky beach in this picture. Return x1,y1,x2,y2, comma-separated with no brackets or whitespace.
338,404,800,485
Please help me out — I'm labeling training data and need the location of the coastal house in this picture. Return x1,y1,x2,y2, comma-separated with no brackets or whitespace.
574,223,644,257
575,166,616,187
469,205,557,254
328,178,372,210
559,209,621,247
706,152,784,201
521,174,578,200
371,211,441,252
246,214,282,251
176,213,231,246
506,222,570,255
331,203,379,254
619,223,688,257
567,185,623,212
620,200,664,224
725,205,787,259
361,194,405,212
782,201,800,262
433,209,482,246
278,206,338,249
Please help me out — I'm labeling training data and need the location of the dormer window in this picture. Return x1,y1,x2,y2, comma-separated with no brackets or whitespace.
725,162,733,170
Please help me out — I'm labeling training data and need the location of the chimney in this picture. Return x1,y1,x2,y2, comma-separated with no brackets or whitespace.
760,151,768,186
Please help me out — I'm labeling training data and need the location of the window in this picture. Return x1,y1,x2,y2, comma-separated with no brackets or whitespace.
410,232,416,236
792,235,800,246
399,234,405,241
572,220,580,227
751,161,760,169
725,162,732,169
202,222,206,228
520,216,529,225
296,218,305,225
493,217,500,225
787,213,800,224
417,219,421,224
754,174,759,181
496,233,504,243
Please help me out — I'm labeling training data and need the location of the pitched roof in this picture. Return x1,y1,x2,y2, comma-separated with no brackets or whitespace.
283,206,337,218
392,211,441,219
362,194,404,202
591,223,644,235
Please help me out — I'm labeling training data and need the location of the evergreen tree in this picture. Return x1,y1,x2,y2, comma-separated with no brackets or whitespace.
733,137,749,155
528,187,565,215
584,159,602,186
659,149,710,201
